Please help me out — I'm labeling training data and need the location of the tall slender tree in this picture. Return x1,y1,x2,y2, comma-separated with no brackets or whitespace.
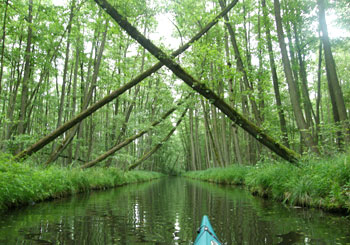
16,0,33,152
318,0,349,144
261,0,289,147
273,0,319,154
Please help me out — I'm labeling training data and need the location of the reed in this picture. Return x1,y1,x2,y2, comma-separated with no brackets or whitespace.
185,154,350,212
0,154,163,213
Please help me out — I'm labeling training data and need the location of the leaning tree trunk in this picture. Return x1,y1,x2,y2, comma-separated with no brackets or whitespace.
94,0,300,163
128,108,188,171
45,21,108,165
80,97,189,169
15,1,238,161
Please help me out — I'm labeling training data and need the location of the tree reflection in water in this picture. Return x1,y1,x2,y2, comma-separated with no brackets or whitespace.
0,177,349,244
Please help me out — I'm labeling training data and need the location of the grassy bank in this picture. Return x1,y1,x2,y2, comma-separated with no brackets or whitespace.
0,154,163,213
184,154,350,212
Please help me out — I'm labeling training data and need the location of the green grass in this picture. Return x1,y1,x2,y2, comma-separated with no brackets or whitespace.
0,154,163,213
184,154,350,212
184,164,250,185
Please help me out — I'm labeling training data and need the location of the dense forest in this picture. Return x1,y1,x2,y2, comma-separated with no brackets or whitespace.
0,0,349,174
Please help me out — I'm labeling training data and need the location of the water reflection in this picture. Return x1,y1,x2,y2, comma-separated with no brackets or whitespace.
0,177,349,244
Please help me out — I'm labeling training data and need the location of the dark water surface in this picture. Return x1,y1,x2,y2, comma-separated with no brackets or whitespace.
0,177,350,244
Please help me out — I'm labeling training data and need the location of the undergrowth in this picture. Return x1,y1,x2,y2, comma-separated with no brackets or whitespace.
184,154,350,212
0,154,163,213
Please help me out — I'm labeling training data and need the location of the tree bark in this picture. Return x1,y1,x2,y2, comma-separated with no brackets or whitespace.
95,0,300,163
15,1,238,160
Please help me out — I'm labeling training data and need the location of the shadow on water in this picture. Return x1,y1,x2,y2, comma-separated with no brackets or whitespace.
0,177,349,244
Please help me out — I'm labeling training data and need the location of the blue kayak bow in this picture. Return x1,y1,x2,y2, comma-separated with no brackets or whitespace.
194,215,222,245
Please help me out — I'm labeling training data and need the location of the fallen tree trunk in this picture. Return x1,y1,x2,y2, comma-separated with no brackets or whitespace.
94,0,300,163
14,1,238,161
80,96,189,169
45,21,109,166
128,107,188,171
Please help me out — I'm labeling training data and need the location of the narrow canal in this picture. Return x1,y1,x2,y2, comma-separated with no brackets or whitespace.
0,177,349,244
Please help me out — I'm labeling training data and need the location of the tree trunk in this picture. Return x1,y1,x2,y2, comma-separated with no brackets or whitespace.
318,0,349,143
221,114,229,165
293,20,315,130
194,109,202,169
3,51,22,146
45,20,108,165
68,23,81,163
273,0,319,154
56,0,75,130
16,0,33,153
232,124,243,165
224,29,242,164
189,107,197,170
261,0,289,147
113,25,147,145
80,97,188,169
0,0,9,94
211,105,225,166
257,7,265,120
128,108,188,171
315,40,323,144
201,98,223,167
218,0,262,125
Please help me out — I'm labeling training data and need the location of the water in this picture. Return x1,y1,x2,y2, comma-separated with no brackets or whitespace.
0,177,349,244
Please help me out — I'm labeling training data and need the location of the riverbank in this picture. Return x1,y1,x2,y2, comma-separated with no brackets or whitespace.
184,154,350,213
0,154,163,213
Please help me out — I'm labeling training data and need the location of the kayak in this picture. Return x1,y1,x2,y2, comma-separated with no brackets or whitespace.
194,215,222,245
